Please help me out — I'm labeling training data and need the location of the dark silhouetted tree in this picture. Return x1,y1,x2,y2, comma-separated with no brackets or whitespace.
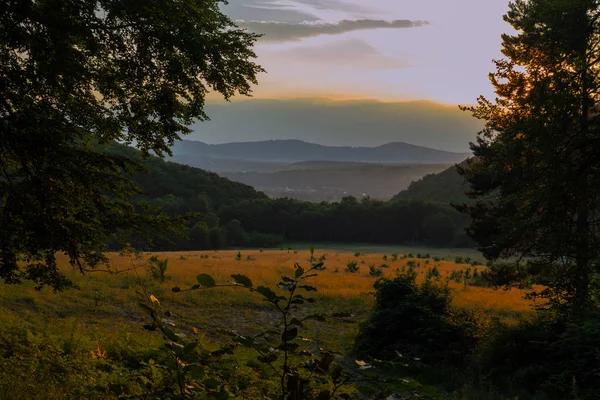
458,0,600,314
0,0,263,289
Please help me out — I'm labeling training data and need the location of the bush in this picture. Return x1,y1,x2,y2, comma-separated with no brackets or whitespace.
368,265,383,278
148,256,169,283
345,260,360,273
355,271,480,367
478,313,600,400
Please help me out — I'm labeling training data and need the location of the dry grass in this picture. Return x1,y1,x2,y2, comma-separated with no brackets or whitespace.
50,249,537,318
0,248,537,356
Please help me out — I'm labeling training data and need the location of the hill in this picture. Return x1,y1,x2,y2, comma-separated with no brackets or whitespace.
392,162,469,204
99,142,269,213
170,139,471,165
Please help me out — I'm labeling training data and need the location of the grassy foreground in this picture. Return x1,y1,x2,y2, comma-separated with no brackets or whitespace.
0,248,536,398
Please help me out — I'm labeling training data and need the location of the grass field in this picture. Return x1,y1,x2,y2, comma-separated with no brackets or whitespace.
0,247,538,398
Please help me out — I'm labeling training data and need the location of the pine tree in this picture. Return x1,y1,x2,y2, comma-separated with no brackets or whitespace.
457,0,600,315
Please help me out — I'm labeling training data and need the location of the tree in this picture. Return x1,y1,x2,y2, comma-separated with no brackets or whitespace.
457,0,600,314
421,213,456,246
189,222,210,250
0,0,263,289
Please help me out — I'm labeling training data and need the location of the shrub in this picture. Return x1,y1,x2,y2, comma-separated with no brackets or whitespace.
478,314,600,400
454,256,464,264
354,252,361,257
391,253,399,261
368,265,383,278
148,256,169,283
355,271,479,367
345,260,360,273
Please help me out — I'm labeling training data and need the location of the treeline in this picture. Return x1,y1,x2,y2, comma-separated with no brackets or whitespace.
102,143,472,250
219,197,472,247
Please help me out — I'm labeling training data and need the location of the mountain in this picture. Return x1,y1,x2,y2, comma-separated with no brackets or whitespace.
170,139,471,165
392,162,469,204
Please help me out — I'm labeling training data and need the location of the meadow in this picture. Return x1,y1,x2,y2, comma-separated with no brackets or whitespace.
0,247,538,399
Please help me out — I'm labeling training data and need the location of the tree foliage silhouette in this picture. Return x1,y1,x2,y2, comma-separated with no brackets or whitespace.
0,0,263,289
458,0,600,314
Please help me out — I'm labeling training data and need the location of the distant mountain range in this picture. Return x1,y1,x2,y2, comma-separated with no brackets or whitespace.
170,139,471,166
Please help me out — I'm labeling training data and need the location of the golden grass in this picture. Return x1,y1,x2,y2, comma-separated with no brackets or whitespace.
50,249,537,318
0,248,537,355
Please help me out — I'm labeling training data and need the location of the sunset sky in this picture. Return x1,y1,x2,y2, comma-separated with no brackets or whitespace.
189,0,515,151
226,0,513,104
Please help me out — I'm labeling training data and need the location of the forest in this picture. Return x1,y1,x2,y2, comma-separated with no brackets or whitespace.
2,0,600,400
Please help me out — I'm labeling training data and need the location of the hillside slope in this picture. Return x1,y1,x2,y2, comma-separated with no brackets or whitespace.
392,162,469,204
99,142,268,212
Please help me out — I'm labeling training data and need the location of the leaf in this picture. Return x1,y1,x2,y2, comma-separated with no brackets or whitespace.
289,318,304,327
299,285,317,292
330,365,343,382
196,274,216,288
258,352,279,364
295,265,304,278
162,326,180,342
183,340,198,354
231,274,253,288
188,364,205,380
298,349,312,357
149,295,160,305
256,286,277,301
282,327,298,342
143,324,156,331
171,286,181,293
203,378,220,390
355,360,366,366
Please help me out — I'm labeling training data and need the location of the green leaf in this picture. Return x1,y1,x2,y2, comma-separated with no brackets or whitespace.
231,274,253,288
295,265,304,278
289,318,304,327
171,286,181,293
256,286,277,301
330,365,343,382
258,352,279,364
299,285,317,292
282,327,298,342
183,340,198,354
187,364,205,380
196,274,216,288
203,378,220,390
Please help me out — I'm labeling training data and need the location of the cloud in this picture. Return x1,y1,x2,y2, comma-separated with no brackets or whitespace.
278,39,407,69
238,19,429,42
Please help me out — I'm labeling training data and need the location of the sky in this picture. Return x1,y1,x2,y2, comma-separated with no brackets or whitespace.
223,0,513,104
188,0,515,151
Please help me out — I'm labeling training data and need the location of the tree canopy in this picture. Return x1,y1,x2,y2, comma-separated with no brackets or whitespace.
458,0,600,314
0,0,263,289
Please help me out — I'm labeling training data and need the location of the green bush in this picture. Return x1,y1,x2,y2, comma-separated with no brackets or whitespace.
148,256,169,283
477,314,600,400
345,260,360,273
355,271,480,367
